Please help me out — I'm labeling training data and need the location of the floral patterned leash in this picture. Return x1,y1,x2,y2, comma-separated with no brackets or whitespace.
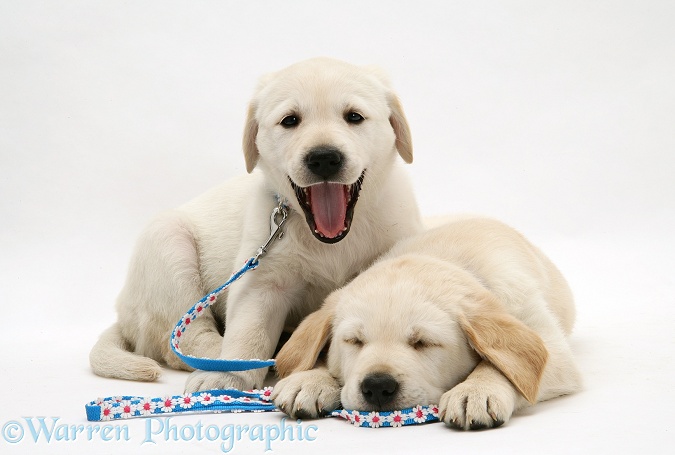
84,388,440,428
169,201,289,372
85,200,439,427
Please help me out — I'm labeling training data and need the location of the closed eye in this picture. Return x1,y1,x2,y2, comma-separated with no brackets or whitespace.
343,337,364,347
409,338,440,351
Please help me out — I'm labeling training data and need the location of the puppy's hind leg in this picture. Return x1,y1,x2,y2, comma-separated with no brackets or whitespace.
534,331,583,402
90,322,163,381
163,316,224,371
117,211,223,372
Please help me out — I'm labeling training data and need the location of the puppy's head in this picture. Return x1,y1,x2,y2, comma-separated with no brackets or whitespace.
276,255,548,410
242,57,412,244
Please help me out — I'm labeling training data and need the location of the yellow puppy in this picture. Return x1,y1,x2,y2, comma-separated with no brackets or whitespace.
272,217,581,430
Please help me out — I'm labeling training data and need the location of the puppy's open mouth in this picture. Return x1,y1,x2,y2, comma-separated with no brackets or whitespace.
290,171,365,244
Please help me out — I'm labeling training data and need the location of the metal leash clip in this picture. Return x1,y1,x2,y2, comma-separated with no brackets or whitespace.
253,201,289,263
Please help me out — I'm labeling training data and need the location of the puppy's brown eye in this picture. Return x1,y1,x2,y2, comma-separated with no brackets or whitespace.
344,337,364,347
345,112,364,124
280,115,300,128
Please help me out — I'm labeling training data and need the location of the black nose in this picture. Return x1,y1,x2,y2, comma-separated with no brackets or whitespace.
305,147,343,179
361,373,399,408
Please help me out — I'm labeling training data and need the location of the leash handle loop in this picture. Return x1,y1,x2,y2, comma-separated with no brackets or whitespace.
169,200,288,372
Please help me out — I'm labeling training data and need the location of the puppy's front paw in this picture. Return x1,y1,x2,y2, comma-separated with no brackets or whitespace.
439,380,517,430
271,370,341,419
184,370,260,393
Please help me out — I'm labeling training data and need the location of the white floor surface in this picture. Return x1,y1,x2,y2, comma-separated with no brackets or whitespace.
1,1,674,453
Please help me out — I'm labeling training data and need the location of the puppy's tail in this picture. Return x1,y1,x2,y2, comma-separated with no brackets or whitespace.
89,323,162,381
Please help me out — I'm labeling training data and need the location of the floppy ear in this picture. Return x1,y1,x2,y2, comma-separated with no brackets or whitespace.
389,94,413,164
275,297,335,378
242,101,259,173
459,297,548,404
365,66,413,163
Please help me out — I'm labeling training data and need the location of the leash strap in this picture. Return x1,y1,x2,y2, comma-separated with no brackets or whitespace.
85,387,439,427
169,201,289,371
331,406,440,428
85,388,275,422
169,256,276,371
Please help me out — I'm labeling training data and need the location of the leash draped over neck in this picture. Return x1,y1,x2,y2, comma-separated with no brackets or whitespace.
85,197,439,428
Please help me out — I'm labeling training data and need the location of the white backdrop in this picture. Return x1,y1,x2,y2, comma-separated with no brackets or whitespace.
1,1,674,454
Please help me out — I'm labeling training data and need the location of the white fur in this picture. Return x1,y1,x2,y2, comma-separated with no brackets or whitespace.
89,57,422,393
273,217,582,429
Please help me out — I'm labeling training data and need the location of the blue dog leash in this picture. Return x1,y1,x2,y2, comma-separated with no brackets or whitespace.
169,201,288,372
85,199,439,427
85,388,439,428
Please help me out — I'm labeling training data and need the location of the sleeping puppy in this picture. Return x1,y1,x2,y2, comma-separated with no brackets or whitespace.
89,57,422,393
272,217,582,430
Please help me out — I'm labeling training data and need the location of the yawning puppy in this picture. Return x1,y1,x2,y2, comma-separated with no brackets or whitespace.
89,58,422,393
272,217,582,429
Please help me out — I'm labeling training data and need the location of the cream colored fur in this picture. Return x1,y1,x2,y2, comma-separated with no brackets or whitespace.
89,58,422,393
272,217,581,429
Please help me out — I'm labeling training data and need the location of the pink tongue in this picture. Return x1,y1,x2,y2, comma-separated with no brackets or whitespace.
309,182,348,238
